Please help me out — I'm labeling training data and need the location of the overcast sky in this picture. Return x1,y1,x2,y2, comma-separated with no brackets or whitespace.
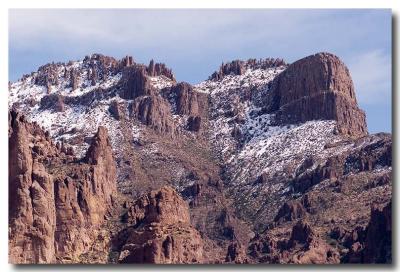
9,9,391,133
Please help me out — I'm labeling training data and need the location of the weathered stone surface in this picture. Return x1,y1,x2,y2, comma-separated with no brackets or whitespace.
175,82,201,116
34,63,59,87
162,82,208,132
121,55,134,67
344,201,392,263
147,59,175,81
40,94,66,112
265,52,367,137
163,82,209,117
292,134,392,194
108,100,126,120
187,115,202,132
122,186,190,226
70,68,79,90
9,111,117,263
249,220,340,264
117,186,204,264
225,242,248,263
274,200,307,223
130,95,175,135
362,201,392,263
9,111,56,264
119,66,154,100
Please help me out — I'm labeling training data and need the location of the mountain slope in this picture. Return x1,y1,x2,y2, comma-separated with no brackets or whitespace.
8,52,391,264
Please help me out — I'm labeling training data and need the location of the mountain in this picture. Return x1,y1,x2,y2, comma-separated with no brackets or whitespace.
8,52,392,264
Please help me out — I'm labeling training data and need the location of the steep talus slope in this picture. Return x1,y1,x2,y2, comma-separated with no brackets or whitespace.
9,52,391,264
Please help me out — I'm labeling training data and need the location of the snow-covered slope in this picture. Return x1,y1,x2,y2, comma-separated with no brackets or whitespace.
8,55,369,201
195,67,286,160
9,57,344,186
193,65,361,224
195,66,346,185
9,59,174,158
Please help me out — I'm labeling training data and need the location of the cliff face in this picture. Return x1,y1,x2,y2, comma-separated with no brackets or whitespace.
9,111,57,263
9,111,117,263
119,66,155,100
265,52,367,137
54,126,117,261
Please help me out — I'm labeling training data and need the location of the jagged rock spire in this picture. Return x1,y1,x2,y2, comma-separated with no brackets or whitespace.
85,126,114,165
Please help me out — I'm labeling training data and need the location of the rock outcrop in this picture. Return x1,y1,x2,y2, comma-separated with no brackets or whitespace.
292,134,392,194
108,100,126,120
210,58,287,80
34,63,60,87
162,82,209,132
265,52,367,137
40,94,66,112
344,201,392,263
187,115,202,132
274,200,307,223
117,186,204,264
147,59,175,81
54,126,117,261
9,111,117,263
130,95,175,135
9,111,57,263
119,66,154,100
173,82,204,116
249,220,340,264
362,201,392,263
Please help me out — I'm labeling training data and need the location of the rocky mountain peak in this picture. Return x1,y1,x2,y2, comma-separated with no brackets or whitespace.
265,52,367,137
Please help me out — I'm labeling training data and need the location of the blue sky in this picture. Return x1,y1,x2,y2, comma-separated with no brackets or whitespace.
9,9,391,133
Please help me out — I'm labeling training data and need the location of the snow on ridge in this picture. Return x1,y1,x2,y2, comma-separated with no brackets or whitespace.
149,75,175,90
194,66,286,94
202,67,287,162
8,58,122,105
8,60,176,160
12,92,138,159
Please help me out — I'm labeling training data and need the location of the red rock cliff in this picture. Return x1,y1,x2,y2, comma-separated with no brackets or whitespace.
9,111,117,263
266,52,367,137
